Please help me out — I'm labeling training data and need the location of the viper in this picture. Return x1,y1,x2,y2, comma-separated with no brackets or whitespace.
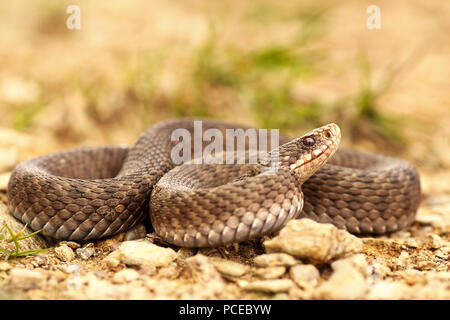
7,119,421,247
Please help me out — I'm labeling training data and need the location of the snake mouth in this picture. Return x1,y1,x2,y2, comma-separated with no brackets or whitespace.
290,141,337,171
289,123,341,173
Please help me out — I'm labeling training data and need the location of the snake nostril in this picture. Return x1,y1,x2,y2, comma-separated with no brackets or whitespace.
324,131,332,139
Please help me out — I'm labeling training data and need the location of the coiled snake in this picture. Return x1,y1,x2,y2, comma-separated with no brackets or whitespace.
7,119,421,247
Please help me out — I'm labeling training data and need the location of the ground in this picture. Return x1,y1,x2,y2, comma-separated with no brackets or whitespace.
0,0,449,299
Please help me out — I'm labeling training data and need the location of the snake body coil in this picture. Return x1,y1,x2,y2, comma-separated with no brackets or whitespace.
7,119,421,247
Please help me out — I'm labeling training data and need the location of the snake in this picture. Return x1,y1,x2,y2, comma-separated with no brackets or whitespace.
6,118,421,247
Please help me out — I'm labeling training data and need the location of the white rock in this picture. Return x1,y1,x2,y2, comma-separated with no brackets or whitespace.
254,266,286,279
289,264,320,287
112,269,140,284
253,253,299,267
331,254,369,276
315,266,368,299
76,246,95,260
210,258,250,277
55,244,75,262
263,219,363,264
106,240,177,267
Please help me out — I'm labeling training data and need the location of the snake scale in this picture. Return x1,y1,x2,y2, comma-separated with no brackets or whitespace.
7,119,421,247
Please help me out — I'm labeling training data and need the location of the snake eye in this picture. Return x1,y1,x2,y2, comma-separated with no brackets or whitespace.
302,137,316,147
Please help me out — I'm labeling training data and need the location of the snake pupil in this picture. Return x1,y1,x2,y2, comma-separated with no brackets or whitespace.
302,137,315,147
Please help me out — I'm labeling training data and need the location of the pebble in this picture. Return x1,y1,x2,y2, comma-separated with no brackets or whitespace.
238,279,294,293
289,264,320,287
58,241,81,249
0,261,11,271
30,255,49,268
184,255,225,298
423,234,444,250
315,265,367,299
263,219,362,264
210,258,250,277
54,244,75,262
112,268,140,284
104,240,177,267
253,253,299,267
254,266,286,279
185,254,222,283
76,245,95,260
158,262,180,279
331,254,368,276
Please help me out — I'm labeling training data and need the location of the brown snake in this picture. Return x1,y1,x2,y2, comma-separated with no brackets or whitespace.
7,119,421,247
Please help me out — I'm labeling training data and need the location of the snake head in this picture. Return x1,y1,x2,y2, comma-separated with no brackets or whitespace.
275,123,341,183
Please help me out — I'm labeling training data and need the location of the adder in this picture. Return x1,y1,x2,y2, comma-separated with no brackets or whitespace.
7,119,421,247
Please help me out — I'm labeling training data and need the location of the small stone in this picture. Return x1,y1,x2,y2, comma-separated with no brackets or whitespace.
107,240,177,267
0,261,11,271
331,254,369,276
238,279,294,293
103,250,121,267
315,265,368,299
59,241,81,249
184,255,225,298
54,244,75,262
158,262,180,279
289,264,320,287
424,234,443,250
253,253,299,267
76,246,95,260
263,219,362,264
254,266,286,279
30,255,49,268
210,258,250,277
112,269,140,284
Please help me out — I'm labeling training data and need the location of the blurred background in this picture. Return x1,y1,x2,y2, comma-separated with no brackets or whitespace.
0,0,449,194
